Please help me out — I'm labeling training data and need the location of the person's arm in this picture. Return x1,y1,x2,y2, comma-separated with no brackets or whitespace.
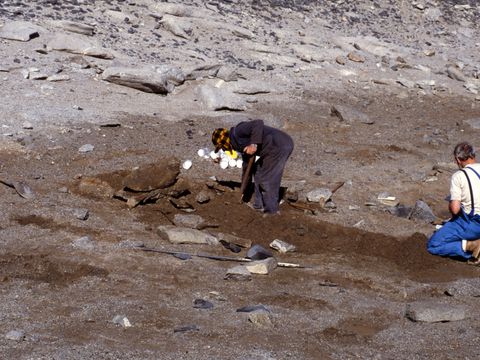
449,172,463,216
449,200,461,215
235,120,264,155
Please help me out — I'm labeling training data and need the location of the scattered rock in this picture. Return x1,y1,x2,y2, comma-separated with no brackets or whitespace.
117,239,145,249
157,225,219,245
237,304,271,313
22,121,33,130
160,14,193,39
377,193,399,207
184,63,221,81
122,159,179,191
47,74,70,82
246,244,273,260
195,190,211,204
330,105,374,124
406,302,466,323
102,66,185,94
225,265,252,281
51,20,95,36
173,214,205,229
335,56,346,65
245,257,277,275
73,208,90,221
347,52,365,63
196,84,247,111
79,144,94,153
423,49,435,57
47,33,114,59
77,177,116,199
306,188,332,204
269,239,296,253
248,311,273,328
193,299,214,310
216,233,252,248
112,315,132,328
408,200,436,223
5,330,25,341
447,66,466,82
174,324,199,333
0,21,43,41
72,236,95,250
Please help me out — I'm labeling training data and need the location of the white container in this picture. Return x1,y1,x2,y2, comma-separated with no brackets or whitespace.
210,151,218,160
228,159,237,168
197,148,206,157
220,159,229,169
236,159,243,168
182,160,192,170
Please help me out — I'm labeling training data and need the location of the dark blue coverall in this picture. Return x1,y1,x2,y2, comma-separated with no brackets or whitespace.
229,119,294,214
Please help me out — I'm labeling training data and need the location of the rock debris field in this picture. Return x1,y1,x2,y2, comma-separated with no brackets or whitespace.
0,0,480,359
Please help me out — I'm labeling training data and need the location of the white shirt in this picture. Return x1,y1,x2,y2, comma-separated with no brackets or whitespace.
450,163,480,215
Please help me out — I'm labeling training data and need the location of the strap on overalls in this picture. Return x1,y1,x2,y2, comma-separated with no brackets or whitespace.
460,167,480,216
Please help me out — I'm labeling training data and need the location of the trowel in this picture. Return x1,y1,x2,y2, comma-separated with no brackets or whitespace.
0,178,35,199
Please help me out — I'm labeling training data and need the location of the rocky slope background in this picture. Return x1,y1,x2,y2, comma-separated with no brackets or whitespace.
0,0,480,359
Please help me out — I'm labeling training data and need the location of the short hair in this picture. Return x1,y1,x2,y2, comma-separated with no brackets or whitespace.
454,142,476,161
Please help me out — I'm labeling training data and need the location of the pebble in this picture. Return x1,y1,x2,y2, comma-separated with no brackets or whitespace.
248,311,273,328
22,121,33,129
246,244,273,260
193,299,214,309
73,208,89,220
245,257,277,275
225,265,252,281
78,144,94,153
269,239,296,253
72,235,95,250
112,315,132,328
195,190,211,204
182,159,192,170
5,330,25,341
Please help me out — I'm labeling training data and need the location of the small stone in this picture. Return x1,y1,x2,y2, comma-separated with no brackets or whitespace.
157,225,219,245
22,121,33,129
335,56,346,65
248,311,273,328
225,265,252,281
306,188,332,204
269,239,296,253
246,244,273,260
73,208,89,220
193,299,214,310
112,315,132,328
47,74,70,82
347,52,365,63
245,257,277,275
72,236,95,250
79,144,94,153
73,105,83,110
377,193,399,207
173,214,205,229
408,200,436,223
5,330,25,341
58,186,69,193
237,304,271,313
423,49,435,57
406,302,466,322
447,66,466,82
117,239,145,249
195,190,211,204
30,72,48,80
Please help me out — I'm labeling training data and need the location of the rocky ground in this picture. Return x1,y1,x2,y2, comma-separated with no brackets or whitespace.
1,0,480,359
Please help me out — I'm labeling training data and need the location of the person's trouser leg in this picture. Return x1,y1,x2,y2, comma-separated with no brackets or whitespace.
427,215,472,259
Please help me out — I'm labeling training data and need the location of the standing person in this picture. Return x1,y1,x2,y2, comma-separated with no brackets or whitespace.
212,119,294,215
427,142,480,264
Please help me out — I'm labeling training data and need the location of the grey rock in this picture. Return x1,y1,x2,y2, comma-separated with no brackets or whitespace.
195,190,211,204
72,236,95,250
424,7,442,22
173,214,205,229
330,105,374,124
237,304,271,313
157,225,219,245
406,302,466,323
231,80,273,95
22,121,33,130
102,66,185,94
184,64,221,81
79,144,94,153
396,77,416,88
73,208,89,221
269,239,296,253
193,299,214,309
246,244,273,260
117,239,145,249
306,188,332,203
224,265,252,281
248,311,273,328
0,21,43,41
216,233,252,248
47,74,70,82
161,14,192,39
444,278,480,297
5,330,25,341
47,33,114,59
464,118,480,130
29,72,48,80
347,51,365,63
51,20,95,36
447,66,466,82
464,82,479,95
245,257,277,275
408,200,436,223
216,66,243,82
112,315,132,328
196,85,247,111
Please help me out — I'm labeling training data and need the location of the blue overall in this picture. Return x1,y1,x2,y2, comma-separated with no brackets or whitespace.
427,167,480,259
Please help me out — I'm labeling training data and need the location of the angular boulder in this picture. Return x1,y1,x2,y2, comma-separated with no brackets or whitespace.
102,66,185,94
0,21,44,41
122,159,180,192
47,33,113,59
157,225,219,245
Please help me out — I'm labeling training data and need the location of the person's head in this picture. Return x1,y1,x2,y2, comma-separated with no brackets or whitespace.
454,142,476,167
211,128,232,153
